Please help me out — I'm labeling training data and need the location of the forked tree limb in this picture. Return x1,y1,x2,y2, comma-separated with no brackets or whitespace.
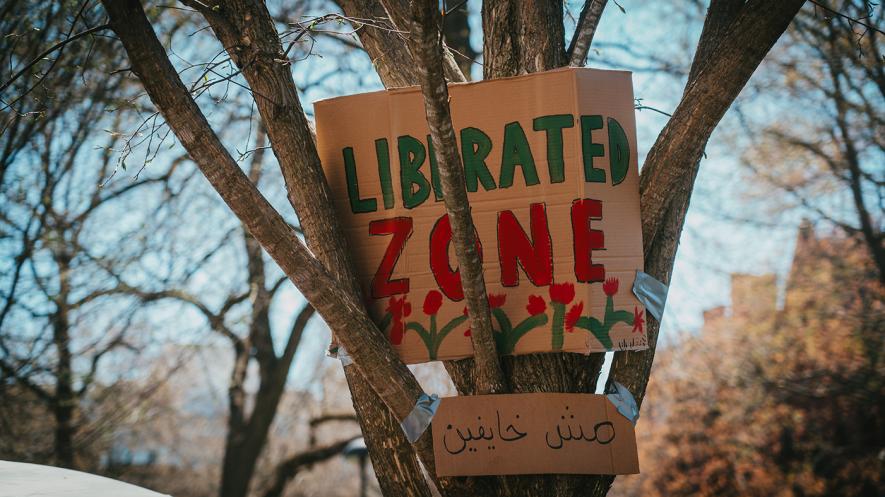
334,0,420,87
379,0,467,83
568,0,607,67
407,0,507,395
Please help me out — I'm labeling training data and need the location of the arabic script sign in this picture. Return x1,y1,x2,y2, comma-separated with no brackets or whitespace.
431,393,639,476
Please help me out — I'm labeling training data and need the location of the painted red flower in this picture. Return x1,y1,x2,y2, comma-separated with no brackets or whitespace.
423,290,443,315
488,294,506,309
463,328,472,337
389,321,405,345
565,301,584,332
386,295,411,320
632,306,645,333
386,295,410,345
549,282,575,305
602,277,619,297
526,295,546,316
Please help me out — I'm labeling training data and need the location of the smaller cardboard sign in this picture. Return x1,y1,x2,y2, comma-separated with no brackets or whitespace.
431,393,638,476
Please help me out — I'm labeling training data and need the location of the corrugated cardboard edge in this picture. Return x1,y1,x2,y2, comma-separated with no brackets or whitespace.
313,67,635,107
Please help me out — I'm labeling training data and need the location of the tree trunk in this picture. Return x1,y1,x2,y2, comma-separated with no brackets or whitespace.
52,252,76,469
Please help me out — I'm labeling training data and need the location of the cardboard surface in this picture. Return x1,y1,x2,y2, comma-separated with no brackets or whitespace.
315,68,647,364
431,393,639,476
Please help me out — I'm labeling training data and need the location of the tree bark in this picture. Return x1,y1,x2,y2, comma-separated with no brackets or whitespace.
568,0,607,67
335,0,419,88
52,252,76,469
482,0,567,79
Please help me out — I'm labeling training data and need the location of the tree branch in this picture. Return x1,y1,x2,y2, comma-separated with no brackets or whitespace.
100,0,425,422
379,0,467,83
261,436,360,497
334,0,420,87
407,0,506,395
568,0,607,67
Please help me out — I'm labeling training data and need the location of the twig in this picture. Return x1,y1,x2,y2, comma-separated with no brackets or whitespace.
808,0,885,36
0,7,109,111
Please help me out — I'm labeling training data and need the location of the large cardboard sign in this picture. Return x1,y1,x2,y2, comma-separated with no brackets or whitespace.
431,393,639,476
315,68,646,364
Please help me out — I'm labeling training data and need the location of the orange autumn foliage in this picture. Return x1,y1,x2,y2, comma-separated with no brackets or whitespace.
615,223,884,497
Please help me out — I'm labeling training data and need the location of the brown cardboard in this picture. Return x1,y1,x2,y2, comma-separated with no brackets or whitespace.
431,393,639,476
315,68,646,364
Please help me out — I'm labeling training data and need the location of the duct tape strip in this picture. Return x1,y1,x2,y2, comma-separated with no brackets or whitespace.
605,381,640,425
401,393,440,443
326,344,353,367
632,270,668,322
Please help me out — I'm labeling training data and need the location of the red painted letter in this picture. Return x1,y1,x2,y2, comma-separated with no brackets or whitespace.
571,199,605,283
429,214,482,301
497,203,553,287
369,217,413,298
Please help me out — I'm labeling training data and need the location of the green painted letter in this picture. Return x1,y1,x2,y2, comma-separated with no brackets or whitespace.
460,127,497,192
376,138,394,209
427,135,444,201
607,117,630,186
533,114,574,184
343,147,377,214
580,115,606,183
499,121,539,188
398,135,430,209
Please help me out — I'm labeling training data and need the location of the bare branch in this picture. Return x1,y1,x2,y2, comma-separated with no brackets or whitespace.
261,436,360,497
568,0,607,67
100,0,426,433
407,0,506,395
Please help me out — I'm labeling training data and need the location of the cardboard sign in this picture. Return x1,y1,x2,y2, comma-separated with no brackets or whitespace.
431,393,639,476
315,68,647,364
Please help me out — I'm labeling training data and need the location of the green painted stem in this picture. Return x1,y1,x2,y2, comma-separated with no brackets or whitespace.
503,313,548,354
551,302,565,350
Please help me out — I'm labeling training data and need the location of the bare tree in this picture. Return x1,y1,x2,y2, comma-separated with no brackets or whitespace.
738,0,884,283
116,133,327,497
0,1,187,469
7,0,813,495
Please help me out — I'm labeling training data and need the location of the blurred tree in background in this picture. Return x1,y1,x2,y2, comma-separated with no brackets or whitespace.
0,0,188,469
614,2,884,496
615,223,883,497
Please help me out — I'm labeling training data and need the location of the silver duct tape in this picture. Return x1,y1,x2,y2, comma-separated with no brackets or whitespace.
326,344,353,367
606,381,639,425
632,270,668,322
401,393,440,443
